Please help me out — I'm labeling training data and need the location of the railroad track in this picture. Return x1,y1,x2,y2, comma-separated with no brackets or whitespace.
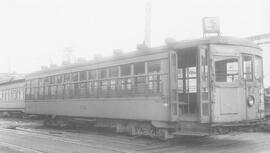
0,141,46,153
0,128,144,153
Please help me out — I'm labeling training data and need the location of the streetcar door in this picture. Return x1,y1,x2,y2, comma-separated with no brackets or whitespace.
242,54,262,120
198,46,210,123
176,48,199,121
213,55,242,122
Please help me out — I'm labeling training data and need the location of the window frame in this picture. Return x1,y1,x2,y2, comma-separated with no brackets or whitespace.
254,55,263,80
214,56,240,83
242,54,254,82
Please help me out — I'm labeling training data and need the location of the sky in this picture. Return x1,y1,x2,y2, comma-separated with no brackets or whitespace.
0,0,269,82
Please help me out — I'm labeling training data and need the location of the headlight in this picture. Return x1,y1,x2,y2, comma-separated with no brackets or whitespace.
247,95,255,107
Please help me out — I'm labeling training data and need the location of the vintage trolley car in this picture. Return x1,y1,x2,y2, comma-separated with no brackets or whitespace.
24,36,264,139
0,77,25,116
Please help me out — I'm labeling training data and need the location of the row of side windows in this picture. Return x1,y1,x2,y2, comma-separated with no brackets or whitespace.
26,60,164,100
0,88,24,102
27,60,161,87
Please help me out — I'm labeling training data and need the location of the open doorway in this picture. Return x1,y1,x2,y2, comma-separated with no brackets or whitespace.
176,48,198,121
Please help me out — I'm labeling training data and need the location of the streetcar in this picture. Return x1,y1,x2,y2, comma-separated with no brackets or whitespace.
22,36,264,139
0,77,25,117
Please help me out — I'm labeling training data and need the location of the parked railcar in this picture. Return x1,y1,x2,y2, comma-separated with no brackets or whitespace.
24,36,264,139
0,77,25,116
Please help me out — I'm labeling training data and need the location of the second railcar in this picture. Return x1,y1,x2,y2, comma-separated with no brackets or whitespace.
0,78,25,116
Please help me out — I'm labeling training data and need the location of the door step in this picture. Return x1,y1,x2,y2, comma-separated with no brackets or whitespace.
172,131,209,137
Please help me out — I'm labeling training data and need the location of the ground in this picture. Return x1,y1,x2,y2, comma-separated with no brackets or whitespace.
0,118,269,153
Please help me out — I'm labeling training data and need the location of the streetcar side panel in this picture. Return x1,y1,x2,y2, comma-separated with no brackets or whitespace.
25,51,171,122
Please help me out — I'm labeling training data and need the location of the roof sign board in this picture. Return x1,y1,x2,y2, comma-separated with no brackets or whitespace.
202,17,220,36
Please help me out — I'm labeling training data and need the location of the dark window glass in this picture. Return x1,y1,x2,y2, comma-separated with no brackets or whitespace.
254,56,262,80
215,57,239,82
26,81,31,87
100,68,107,79
64,74,70,82
51,85,57,99
50,76,56,84
57,85,63,99
79,82,87,97
38,78,44,86
31,79,38,87
44,77,50,85
121,64,131,76
79,71,87,81
88,70,97,80
148,60,161,73
0,91,2,101
243,55,253,81
25,88,30,100
56,75,63,83
38,86,43,100
109,67,118,78
71,72,78,82
134,62,145,75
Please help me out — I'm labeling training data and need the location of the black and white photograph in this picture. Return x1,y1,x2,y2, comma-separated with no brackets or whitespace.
0,0,269,152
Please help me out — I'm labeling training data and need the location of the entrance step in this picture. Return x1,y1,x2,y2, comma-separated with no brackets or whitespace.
177,121,210,133
172,131,209,137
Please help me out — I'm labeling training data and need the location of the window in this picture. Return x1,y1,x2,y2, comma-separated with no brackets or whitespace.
26,88,31,100
79,82,87,97
38,78,44,100
39,86,44,100
88,81,98,96
201,49,208,81
134,62,145,75
44,77,50,85
109,67,118,78
57,85,63,99
88,70,97,80
177,69,184,93
30,87,36,100
31,79,38,87
243,55,253,81
64,84,71,98
100,68,107,79
64,74,70,82
38,78,44,86
254,56,262,80
50,76,56,84
71,72,78,82
101,80,108,91
110,80,117,90
20,88,24,100
121,64,131,76
56,75,63,83
44,85,50,99
215,57,239,82
108,67,118,91
26,81,31,88
71,72,79,97
148,60,161,73
79,71,87,81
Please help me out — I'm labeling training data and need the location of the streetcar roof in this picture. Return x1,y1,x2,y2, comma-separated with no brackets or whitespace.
0,78,25,86
171,36,261,50
27,36,260,77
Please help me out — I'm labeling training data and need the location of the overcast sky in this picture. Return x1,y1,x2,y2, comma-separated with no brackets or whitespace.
0,0,269,77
